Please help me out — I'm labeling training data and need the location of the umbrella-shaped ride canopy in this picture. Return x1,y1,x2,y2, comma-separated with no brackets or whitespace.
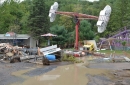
41,33,57,37
41,33,57,46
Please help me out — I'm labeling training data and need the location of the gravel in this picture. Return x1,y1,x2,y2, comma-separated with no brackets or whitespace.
0,61,35,85
87,75,113,85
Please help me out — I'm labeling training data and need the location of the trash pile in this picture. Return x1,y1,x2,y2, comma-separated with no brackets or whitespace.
0,44,63,65
86,52,130,63
0,43,129,65
0,43,39,63
64,50,83,57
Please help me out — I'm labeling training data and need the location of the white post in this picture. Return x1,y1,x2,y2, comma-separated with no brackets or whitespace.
108,41,112,51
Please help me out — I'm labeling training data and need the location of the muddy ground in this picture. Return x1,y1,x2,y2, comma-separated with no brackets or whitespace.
0,60,72,85
0,56,130,85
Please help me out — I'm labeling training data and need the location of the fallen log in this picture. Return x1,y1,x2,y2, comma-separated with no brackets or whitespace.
10,56,21,63
20,55,40,61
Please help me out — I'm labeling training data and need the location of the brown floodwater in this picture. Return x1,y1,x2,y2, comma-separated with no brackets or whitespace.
10,58,113,85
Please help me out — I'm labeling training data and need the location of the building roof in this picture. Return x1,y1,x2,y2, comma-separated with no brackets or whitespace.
0,34,30,39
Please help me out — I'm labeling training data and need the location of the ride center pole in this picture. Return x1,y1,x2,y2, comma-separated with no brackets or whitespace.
75,20,80,50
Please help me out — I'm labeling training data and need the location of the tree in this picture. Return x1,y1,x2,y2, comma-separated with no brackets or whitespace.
50,25,68,47
0,0,23,33
108,0,130,31
28,0,50,40
1,0,130,41
58,16,74,32
79,20,95,41
122,41,126,50
8,0,23,33
18,0,32,33
115,0,130,27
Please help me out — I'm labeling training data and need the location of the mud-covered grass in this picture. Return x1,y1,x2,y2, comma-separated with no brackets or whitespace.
98,50,130,59
98,50,130,54
62,54,84,63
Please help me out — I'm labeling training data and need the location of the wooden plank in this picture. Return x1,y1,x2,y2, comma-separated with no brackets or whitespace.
40,45,61,56
124,57,130,62
20,55,41,60
40,45,57,52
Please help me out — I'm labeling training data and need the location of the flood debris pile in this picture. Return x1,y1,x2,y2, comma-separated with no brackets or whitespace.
0,42,129,66
0,44,64,65
63,50,87,63
86,51,130,63
0,43,23,63
0,43,46,63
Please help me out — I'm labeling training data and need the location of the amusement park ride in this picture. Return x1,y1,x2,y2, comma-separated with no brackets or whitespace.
49,2,112,50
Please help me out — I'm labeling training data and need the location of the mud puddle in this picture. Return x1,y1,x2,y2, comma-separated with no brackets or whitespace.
10,61,114,85
9,61,73,85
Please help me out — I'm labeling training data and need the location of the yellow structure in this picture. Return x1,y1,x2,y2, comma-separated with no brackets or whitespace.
83,43,94,52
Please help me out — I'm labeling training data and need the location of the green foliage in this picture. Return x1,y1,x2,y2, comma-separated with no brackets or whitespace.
79,20,95,41
0,0,23,33
62,54,75,62
67,31,75,44
62,54,84,63
103,0,130,37
18,0,32,33
58,16,74,32
94,35,100,42
50,25,68,46
28,0,50,40
114,0,130,27
122,41,126,46
0,0,130,46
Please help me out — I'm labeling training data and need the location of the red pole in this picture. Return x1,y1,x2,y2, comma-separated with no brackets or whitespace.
75,20,80,50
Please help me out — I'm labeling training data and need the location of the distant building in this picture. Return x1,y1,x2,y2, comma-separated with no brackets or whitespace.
0,34,37,48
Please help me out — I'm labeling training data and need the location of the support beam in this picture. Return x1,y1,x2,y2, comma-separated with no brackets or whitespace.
75,20,80,50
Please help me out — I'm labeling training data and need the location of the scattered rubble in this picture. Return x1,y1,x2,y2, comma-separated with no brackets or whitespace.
0,43,129,65
0,43,130,85
0,44,63,65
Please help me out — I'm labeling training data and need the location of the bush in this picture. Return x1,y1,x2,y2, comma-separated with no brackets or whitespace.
62,54,84,63
122,41,126,46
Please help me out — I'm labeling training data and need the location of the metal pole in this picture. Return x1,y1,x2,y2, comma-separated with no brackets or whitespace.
108,40,112,51
48,39,50,46
75,20,80,50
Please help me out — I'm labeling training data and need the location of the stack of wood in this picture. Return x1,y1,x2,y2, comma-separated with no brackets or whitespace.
0,43,21,63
